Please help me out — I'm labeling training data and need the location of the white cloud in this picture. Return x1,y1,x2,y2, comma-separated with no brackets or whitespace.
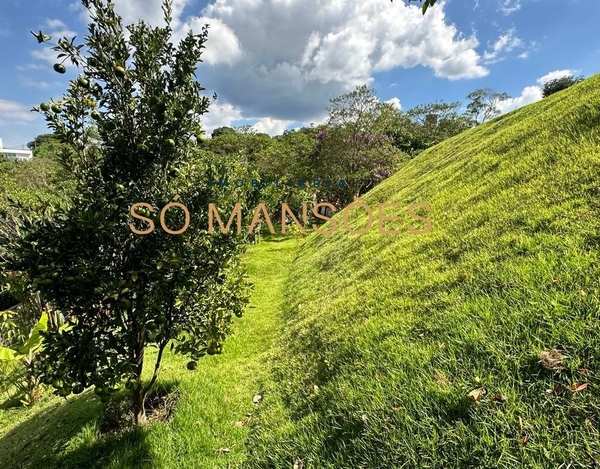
483,28,523,63
496,85,542,114
499,0,522,15
0,99,37,126
55,0,489,133
184,0,487,124
175,17,242,66
46,19,67,29
31,48,62,65
15,63,46,72
385,97,402,110
198,102,296,136
18,76,58,90
495,69,578,116
537,69,575,85
199,101,243,135
251,117,294,136
29,22,78,66
111,0,193,29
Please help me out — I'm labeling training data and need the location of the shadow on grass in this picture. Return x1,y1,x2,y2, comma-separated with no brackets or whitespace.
0,381,185,469
0,393,104,469
48,424,152,469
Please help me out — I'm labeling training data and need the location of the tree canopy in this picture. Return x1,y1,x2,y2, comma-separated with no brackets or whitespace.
542,75,585,98
4,0,250,424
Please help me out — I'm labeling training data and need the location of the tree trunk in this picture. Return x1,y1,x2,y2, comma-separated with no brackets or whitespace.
132,330,146,425
26,362,40,404
132,383,146,425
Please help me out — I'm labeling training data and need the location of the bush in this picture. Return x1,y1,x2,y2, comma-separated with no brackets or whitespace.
542,75,585,98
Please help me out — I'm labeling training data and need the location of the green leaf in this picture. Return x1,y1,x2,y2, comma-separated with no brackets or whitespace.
16,312,48,356
0,346,19,360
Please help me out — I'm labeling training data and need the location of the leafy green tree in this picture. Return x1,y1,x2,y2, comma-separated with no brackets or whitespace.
316,85,404,206
255,128,319,190
542,75,585,98
466,88,510,124
27,133,61,151
4,0,250,424
404,101,474,153
0,137,74,266
207,125,272,165
210,126,235,139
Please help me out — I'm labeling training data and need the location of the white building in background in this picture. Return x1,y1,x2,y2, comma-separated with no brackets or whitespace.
0,138,33,161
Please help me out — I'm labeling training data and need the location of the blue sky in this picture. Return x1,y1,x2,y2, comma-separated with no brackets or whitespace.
0,0,598,148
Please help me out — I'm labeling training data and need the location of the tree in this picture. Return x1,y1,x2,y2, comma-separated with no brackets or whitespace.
0,137,74,265
252,127,321,217
542,75,585,98
403,101,475,153
210,126,235,139
27,133,61,150
316,85,404,205
207,125,272,164
4,0,250,425
466,88,510,124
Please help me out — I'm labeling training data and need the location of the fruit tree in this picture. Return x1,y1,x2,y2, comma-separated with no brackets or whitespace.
5,0,251,424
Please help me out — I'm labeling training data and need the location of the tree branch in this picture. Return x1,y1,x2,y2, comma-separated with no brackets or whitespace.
142,338,168,396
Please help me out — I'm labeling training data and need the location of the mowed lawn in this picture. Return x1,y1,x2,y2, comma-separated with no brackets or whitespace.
243,75,600,468
0,234,297,469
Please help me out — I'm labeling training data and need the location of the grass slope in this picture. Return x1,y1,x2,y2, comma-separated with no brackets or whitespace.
0,235,296,469
245,76,600,468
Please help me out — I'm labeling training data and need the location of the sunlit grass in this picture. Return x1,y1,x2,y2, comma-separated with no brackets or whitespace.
0,235,297,469
2,74,600,469
244,75,600,468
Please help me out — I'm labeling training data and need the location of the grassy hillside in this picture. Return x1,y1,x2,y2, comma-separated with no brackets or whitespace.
245,75,600,468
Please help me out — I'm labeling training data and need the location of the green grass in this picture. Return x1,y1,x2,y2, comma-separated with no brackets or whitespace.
0,235,297,469
3,76,600,469
243,75,600,468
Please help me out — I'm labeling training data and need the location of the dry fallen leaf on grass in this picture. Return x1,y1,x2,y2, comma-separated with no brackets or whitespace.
569,382,588,392
467,387,486,402
253,394,263,404
293,458,304,469
520,434,529,446
215,448,231,454
493,395,508,403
